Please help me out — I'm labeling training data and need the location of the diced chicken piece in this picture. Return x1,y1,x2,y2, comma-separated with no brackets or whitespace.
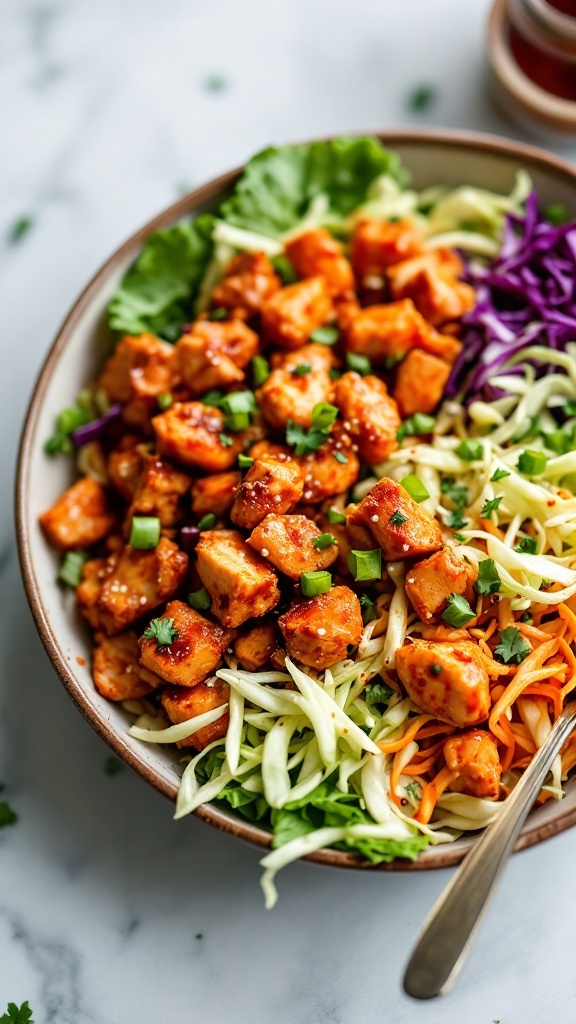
443,730,502,799
234,620,280,672
297,422,360,503
351,218,424,283
345,299,462,366
139,600,232,686
99,334,174,429
161,678,230,750
107,438,145,502
171,320,259,396
348,477,443,560
191,471,241,518
248,439,294,463
261,276,334,350
77,555,117,630
98,536,188,635
395,640,490,728
93,631,161,701
387,249,476,326
152,402,244,471
40,478,116,551
211,252,281,314
405,547,478,624
257,343,336,429
127,453,191,527
285,228,355,297
334,372,400,465
279,585,363,669
249,513,338,579
196,529,280,628
393,348,451,417
231,458,303,530
335,297,362,333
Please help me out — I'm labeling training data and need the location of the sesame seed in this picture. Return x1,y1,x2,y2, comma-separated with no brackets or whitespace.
402,544,409,551
318,627,326,636
407,578,415,584
426,612,433,619
371,514,379,523
139,596,147,605
351,444,359,453
273,494,281,503
260,548,269,557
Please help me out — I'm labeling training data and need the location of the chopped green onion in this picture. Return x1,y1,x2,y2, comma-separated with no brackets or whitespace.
453,532,467,543
329,368,342,381
271,254,298,284
129,516,161,550
490,468,510,482
327,507,347,525
197,513,216,530
456,439,483,461
300,570,332,597
223,412,250,432
310,325,339,346
311,402,338,432
347,548,382,581
430,663,442,676
238,453,254,469
219,391,256,415
546,203,568,225
209,306,228,321
346,353,371,375
58,406,90,435
474,558,501,596
312,532,337,550
252,355,270,387
545,427,574,455
441,594,476,627
389,510,408,526
58,551,87,588
514,415,540,443
188,587,211,610
397,413,435,443
400,474,430,503
517,449,548,476
201,389,224,407
157,392,173,411
219,432,234,447
333,451,348,464
360,593,377,624
515,536,538,555
293,363,312,376
44,433,73,456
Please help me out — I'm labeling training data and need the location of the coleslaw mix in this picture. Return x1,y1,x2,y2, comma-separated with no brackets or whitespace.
39,138,576,905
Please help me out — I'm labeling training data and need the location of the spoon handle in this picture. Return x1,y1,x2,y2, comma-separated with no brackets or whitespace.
403,701,576,1000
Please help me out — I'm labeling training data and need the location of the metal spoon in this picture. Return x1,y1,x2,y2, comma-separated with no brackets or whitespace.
403,699,576,1000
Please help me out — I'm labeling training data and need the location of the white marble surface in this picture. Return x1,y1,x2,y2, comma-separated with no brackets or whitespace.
2,0,576,1021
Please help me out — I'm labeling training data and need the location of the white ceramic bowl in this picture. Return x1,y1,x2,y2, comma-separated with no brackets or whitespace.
16,129,576,870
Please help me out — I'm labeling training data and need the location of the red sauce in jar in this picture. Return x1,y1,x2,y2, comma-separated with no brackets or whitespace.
506,0,576,100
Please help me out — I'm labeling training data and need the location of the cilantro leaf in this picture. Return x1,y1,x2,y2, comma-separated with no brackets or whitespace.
494,627,530,665
474,558,501,596
441,594,476,627
108,214,214,340
480,496,503,519
0,1002,35,1024
143,617,179,649
365,681,394,705
515,536,538,555
490,468,510,482
285,421,328,456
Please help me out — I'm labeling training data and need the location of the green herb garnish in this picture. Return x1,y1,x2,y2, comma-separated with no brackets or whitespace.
474,558,501,596
143,617,179,649
441,594,476,627
480,496,503,519
389,510,408,526
494,627,530,665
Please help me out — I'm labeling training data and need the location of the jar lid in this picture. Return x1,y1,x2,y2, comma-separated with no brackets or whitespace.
522,0,576,44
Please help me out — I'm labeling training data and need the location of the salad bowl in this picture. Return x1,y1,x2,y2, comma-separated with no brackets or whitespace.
16,128,576,873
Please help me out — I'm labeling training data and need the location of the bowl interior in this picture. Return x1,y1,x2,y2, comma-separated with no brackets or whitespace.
17,130,576,869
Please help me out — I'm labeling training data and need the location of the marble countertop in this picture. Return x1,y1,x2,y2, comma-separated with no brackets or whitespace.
2,0,576,1021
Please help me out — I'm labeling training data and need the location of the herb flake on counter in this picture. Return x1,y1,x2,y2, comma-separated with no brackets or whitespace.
7,216,35,244
0,785,18,829
408,85,437,112
104,757,124,776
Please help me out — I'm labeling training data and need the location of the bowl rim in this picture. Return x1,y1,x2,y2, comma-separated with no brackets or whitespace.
15,127,576,872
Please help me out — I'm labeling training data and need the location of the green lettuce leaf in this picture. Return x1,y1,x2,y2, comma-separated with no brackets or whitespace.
108,212,214,340
219,137,408,238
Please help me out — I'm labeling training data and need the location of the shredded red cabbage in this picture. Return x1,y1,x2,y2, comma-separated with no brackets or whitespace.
446,192,576,403
71,403,122,447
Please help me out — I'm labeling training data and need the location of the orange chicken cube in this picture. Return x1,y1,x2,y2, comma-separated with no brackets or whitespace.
395,640,490,728
127,453,191,527
297,422,360,503
443,729,502,799
98,536,188,635
196,529,280,628
93,630,161,701
261,276,334,350
351,218,423,281
348,477,443,560
231,458,303,530
285,228,355,297
191,471,241,519
99,333,174,429
405,547,478,624
161,678,230,750
211,251,281,314
256,343,336,429
107,439,145,502
393,348,451,417
77,556,117,630
334,372,400,465
249,513,339,579
278,586,363,669
40,478,116,551
139,600,232,686
171,319,259,396
345,299,462,366
234,620,280,672
387,249,476,326
152,402,244,471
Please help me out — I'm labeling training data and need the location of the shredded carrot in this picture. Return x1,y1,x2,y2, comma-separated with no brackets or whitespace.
415,767,459,824
488,638,560,740
402,755,439,776
498,598,514,631
479,517,504,539
378,714,435,754
522,683,562,719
